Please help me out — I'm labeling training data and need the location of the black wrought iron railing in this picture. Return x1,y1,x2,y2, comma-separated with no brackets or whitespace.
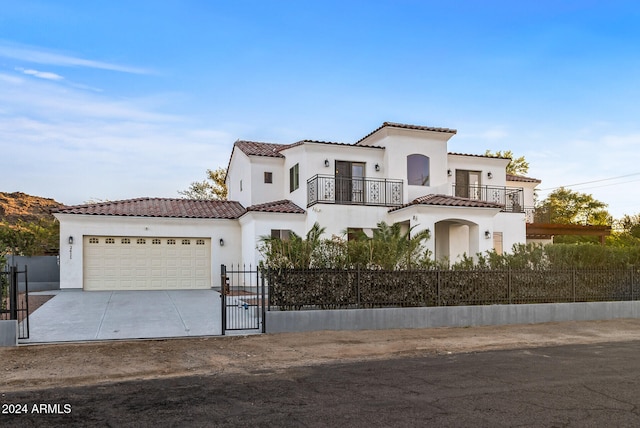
452,184,525,213
307,175,403,207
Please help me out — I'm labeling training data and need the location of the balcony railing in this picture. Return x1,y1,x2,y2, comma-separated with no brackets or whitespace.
452,184,525,213
307,175,403,207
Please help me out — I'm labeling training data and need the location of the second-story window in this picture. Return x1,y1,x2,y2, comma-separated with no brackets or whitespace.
264,172,273,184
407,154,430,186
289,163,299,192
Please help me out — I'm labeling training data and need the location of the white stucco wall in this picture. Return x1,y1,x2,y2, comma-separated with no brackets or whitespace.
306,204,392,238
493,212,527,253
357,127,453,204
389,205,502,262
249,156,285,206
55,214,242,289
239,212,306,267
446,154,510,188
227,149,252,208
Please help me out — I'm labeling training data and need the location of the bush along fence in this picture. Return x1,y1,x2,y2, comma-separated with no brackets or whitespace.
265,267,640,311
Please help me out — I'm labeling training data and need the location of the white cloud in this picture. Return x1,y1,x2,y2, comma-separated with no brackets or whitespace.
0,41,151,75
18,68,64,80
0,70,232,205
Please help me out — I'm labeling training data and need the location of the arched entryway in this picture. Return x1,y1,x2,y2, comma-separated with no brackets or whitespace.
434,219,480,263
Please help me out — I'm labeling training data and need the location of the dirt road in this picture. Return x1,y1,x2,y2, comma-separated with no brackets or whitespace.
3,319,640,392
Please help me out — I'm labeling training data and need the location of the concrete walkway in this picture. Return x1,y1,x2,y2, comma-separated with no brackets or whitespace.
21,290,222,343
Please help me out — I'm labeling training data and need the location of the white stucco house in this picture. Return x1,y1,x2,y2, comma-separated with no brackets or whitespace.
55,122,541,290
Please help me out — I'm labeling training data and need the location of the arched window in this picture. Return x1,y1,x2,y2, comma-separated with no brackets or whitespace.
407,154,430,186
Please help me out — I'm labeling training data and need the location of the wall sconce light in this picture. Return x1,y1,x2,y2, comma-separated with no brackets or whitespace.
375,163,380,172
447,169,452,177
324,159,330,167
487,172,493,179
219,238,225,247
68,236,74,245
485,230,491,239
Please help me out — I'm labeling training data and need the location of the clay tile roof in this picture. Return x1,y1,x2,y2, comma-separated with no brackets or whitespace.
357,121,457,144
389,194,503,212
53,198,246,219
448,152,509,159
234,140,289,158
506,173,542,183
246,200,305,214
284,140,385,150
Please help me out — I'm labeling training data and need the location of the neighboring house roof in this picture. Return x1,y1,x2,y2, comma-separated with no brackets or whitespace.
53,198,246,219
506,173,542,183
389,194,504,212
245,199,305,214
356,121,457,145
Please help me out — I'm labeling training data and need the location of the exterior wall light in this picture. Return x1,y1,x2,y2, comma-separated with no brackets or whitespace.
447,169,452,176
68,236,74,245
324,159,330,167
219,238,225,247
375,163,380,171
487,172,493,179
485,230,491,239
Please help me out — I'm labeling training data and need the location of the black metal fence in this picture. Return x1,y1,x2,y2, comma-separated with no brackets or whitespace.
220,264,265,334
266,267,639,310
0,265,29,339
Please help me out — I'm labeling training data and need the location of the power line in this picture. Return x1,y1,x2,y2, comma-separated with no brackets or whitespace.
537,172,640,192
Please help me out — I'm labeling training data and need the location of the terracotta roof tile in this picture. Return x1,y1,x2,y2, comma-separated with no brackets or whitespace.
284,140,385,150
234,140,289,158
448,152,510,159
246,200,305,214
54,198,246,219
389,194,503,212
506,173,542,183
356,121,457,144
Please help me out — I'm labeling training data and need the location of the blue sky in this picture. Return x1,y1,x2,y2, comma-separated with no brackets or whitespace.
1,1,640,218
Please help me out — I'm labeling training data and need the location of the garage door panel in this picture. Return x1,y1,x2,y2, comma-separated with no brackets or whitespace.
83,236,211,291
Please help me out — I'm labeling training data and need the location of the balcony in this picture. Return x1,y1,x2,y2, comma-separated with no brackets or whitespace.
452,184,525,213
307,174,403,207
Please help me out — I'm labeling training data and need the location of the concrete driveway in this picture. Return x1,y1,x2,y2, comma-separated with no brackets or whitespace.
21,290,222,343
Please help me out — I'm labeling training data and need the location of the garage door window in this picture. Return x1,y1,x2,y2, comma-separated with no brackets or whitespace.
89,238,99,244
152,239,161,245
182,239,191,245
137,238,146,244
167,239,176,245
106,238,115,244
121,238,130,244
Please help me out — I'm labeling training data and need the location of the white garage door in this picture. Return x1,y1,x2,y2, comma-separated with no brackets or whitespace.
83,236,211,291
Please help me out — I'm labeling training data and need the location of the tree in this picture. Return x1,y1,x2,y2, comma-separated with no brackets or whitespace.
178,167,228,200
484,150,530,176
536,188,611,226
609,213,640,246
0,218,59,256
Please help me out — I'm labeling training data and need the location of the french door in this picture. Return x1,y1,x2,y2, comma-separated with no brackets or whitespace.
335,161,365,203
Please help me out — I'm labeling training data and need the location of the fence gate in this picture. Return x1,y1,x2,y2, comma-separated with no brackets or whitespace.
1,265,29,339
220,264,265,334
